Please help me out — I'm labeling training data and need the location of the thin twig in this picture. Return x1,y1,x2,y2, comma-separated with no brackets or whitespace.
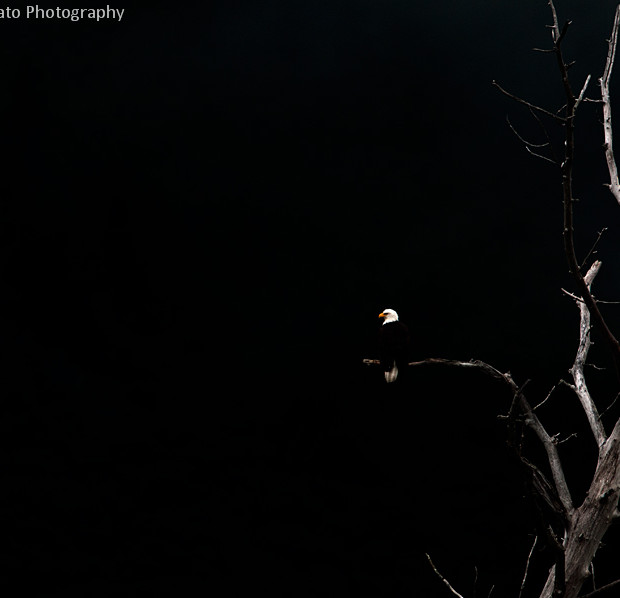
526,146,558,164
506,115,550,148
529,106,560,163
599,391,620,420
492,80,567,121
575,73,592,111
425,553,465,598
556,432,578,445
561,288,584,303
580,578,620,598
518,536,537,598
562,288,620,305
533,382,560,411
580,228,608,271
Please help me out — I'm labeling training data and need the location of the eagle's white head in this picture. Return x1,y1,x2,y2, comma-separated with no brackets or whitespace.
378,308,399,325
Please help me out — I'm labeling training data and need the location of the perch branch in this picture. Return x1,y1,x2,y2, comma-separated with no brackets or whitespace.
601,4,620,206
363,357,574,514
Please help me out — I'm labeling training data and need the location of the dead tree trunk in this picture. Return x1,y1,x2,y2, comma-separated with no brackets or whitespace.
550,421,620,598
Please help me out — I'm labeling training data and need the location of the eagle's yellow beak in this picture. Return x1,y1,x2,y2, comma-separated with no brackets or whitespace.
378,312,386,319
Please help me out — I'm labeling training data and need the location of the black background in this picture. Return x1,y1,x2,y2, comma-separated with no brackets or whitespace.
3,1,620,596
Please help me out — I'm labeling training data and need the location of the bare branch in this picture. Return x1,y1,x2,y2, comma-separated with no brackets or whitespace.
561,287,584,303
558,20,572,46
583,260,602,287
525,146,558,165
518,536,537,598
600,5,620,206
568,261,607,448
556,432,578,445
580,579,620,598
533,382,561,411
364,357,508,383
519,394,574,514
529,106,560,163
548,0,561,42
600,391,620,419
425,553,466,598
575,73,592,111
506,115,550,148
562,285,620,306
580,228,608,271
492,80,567,122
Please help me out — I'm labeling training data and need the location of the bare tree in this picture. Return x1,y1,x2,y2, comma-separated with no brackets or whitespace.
364,3,620,597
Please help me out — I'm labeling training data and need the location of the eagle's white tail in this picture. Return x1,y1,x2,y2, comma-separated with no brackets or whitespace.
384,362,398,383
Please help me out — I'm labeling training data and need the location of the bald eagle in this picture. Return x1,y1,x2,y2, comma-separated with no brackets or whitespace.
378,309,410,383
